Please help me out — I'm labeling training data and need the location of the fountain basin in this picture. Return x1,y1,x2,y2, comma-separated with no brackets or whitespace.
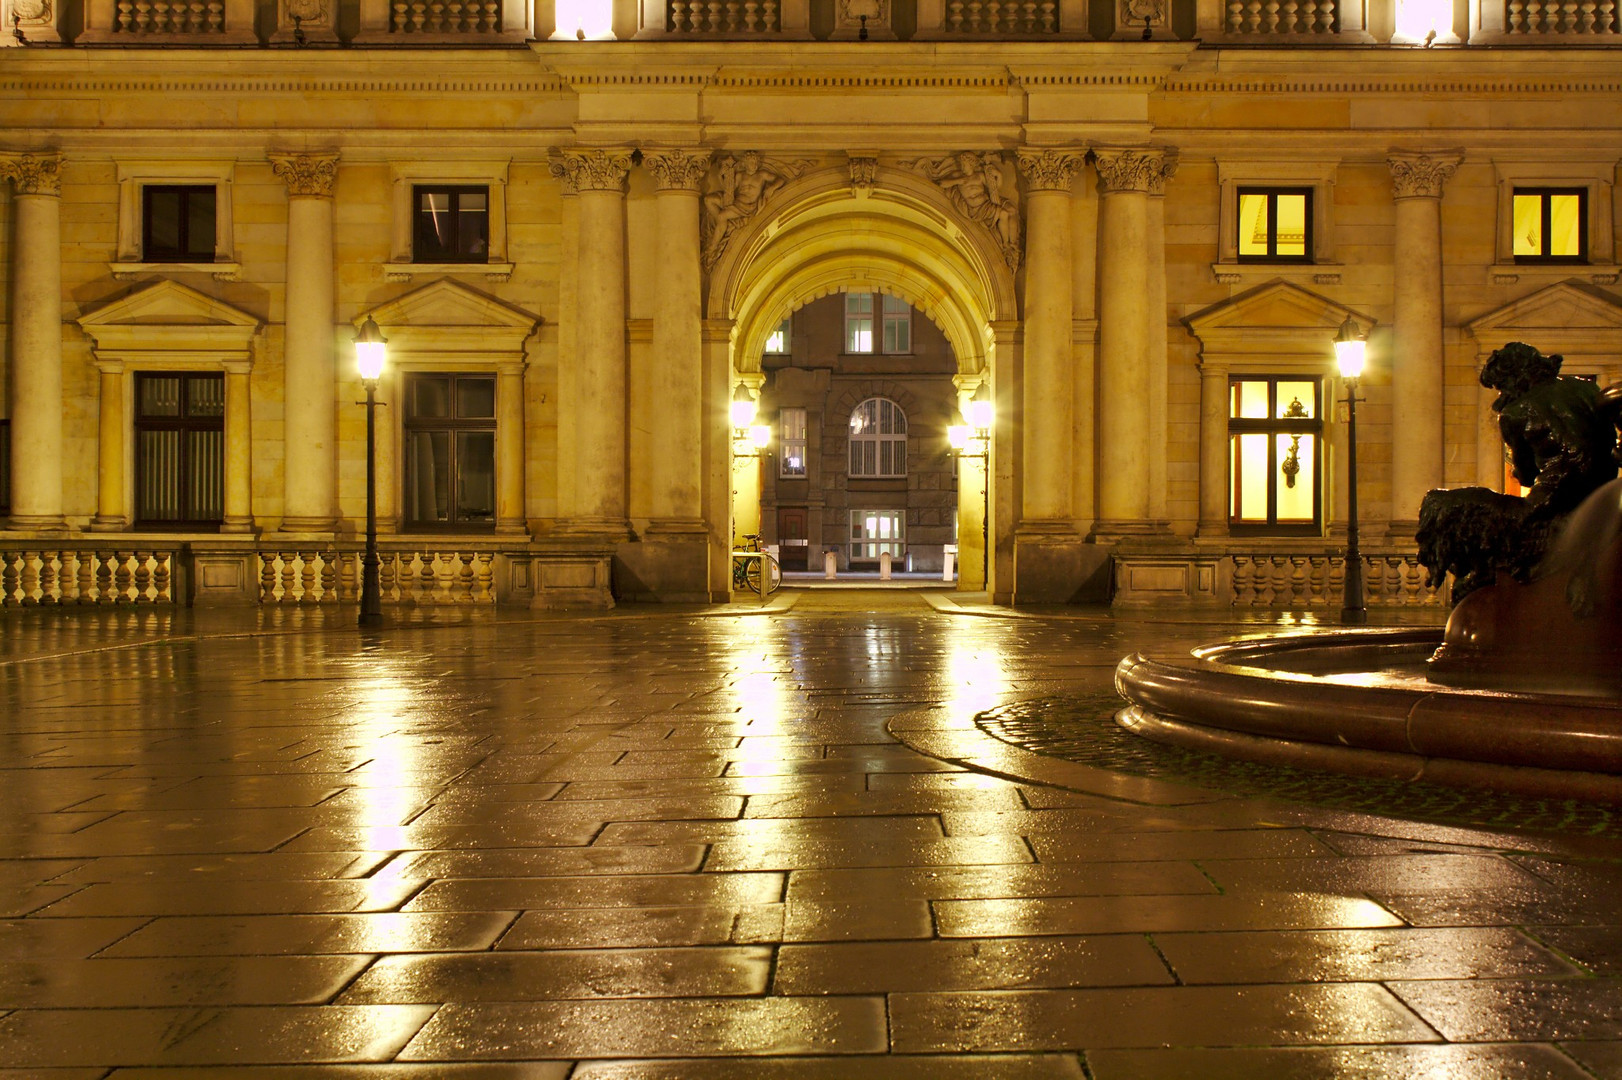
1115,628,1622,804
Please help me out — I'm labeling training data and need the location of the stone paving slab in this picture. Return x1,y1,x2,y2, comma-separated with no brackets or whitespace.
0,594,1614,1073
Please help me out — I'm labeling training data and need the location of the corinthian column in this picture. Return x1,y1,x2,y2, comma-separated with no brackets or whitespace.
1146,152,1177,531
1094,147,1167,536
1387,150,1460,535
3,152,66,531
553,149,632,539
270,151,340,533
643,149,711,531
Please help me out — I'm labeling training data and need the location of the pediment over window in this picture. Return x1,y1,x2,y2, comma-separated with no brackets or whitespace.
356,278,541,361
1464,281,1622,359
77,280,262,360
1184,280,1374,361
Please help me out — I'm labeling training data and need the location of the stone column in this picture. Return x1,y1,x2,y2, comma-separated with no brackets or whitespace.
553,149,632,539
1146,153,1177,530
1387,150,1460,534
220,360,255,533
2,152,66,531
496,361,527,535
1196,361,1229,538
637,149,713,600
90,360,126,531
270,151,340,533
1094,147,1167,536
546,162,580,522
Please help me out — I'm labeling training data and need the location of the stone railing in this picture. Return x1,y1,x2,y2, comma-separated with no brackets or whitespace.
1501,0,1618,34
77,0,257,42
258,548,497,605
0,547,179,605
1223,0,1337,33
666,0,780,32
1230,552,1443,609
943,0,1060,33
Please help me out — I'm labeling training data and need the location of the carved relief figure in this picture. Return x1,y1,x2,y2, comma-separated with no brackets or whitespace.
912,152,1021,269
700,152,809,270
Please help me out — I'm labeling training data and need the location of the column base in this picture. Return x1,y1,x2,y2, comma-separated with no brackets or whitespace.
617,520,712,603
1386,520,1420,546
280,516,338,534
1091,519,1176,544
495,520,532,538
4,514,68,533
1012,523,1111,605
552,517,633,545
518,543,617,611
219,516,257,535
88,516,129,533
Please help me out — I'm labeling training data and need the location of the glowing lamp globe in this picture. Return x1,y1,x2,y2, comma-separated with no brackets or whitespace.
354,317,388,382
1334,317,1366,381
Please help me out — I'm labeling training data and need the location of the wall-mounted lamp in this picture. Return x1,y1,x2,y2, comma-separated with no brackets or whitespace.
731,382,771,456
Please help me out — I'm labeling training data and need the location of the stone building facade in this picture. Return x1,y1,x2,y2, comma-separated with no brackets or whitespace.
0,3,1619,609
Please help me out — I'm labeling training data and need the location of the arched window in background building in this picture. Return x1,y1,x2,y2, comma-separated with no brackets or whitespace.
849,397,907,478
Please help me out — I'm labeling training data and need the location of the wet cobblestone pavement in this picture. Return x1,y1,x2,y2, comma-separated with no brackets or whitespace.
1,590,1620,1077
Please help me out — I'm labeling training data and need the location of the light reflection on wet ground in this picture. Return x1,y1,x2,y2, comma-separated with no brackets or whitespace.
0,592,1618,1076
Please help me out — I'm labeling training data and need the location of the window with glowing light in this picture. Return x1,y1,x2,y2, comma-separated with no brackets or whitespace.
1513,188,1587,263
413,186,489,263
134,373,225,529
1237,188,1312,263
849,397,907,478
555,0,613,36
850,510,905,562
779,407,807,478
764,318,790,355
845,292,911,354
1228,376,1323,535
404,374,497,529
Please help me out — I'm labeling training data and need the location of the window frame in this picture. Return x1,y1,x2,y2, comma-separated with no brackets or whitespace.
141,185,218,264
412,184,492,265
1511,186,1589,265
132,371,226,532
764,317,791,356
844,292,913,355
779,406,808,479
1491,161,1616,272
387,161,512,280
1226,374,1325,537
1235,186,1315,265
113,161,237,279
848,396,909,479
1213,161,1339,282
401,371,500,533
850,509,906,563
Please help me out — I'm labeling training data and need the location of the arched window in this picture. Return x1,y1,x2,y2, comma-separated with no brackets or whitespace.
849,397,907,478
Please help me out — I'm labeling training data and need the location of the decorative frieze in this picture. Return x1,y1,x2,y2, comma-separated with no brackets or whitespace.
1015,148,1086,192
0,152,63,197
552,148,634,193
643,148,713,192
269,151,339,197
1388,150,1462,199
909,151,1021,269
1093,147,1172,194
700,152,812,270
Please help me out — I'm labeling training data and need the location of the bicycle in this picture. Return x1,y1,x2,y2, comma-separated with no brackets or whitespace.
731,533,782,597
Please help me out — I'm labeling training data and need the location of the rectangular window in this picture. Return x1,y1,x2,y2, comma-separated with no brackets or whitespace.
1513,188,1587,262
414,186,490,263
850,510,905,562
142,185,216,262
1237,188,1312,263
1228,376,1322,535
764,318,791,355
779,407,807,478
845,293,874,353
0,418,9,518
404,373,497,528
134,373,225,528
881,294,912,354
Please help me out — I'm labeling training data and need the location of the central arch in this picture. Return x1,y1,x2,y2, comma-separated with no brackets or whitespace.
705,163,1018,597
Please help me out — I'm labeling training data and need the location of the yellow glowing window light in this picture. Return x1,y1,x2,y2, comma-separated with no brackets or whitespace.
1229,376,1322,529
1514,189,1585,260
1394,0,1449,40
555,0,613,38
1237,189,1311,261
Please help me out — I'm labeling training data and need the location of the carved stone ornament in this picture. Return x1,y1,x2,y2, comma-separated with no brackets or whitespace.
1,152,63,197
835,0,890,31
285,0,326,20
700,152,814,271
269,152,339,198
552,148,634,193
1015,148,1086,193
547,158,577,196
1388,151,1462,199
643,149,713,192
1120,0,1164,28
11,0,50,23
1146,150,1179,196
1094,147,1171,194
849,156,879,191
908,151,1022,270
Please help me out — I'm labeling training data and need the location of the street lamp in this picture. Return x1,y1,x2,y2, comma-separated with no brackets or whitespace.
731,382,770,455
355,316,387,628
1334,315,1367,626
948,381,993,590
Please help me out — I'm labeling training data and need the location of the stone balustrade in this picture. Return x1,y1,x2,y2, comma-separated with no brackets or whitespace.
0,547,177,605
1504,0,1618,34
258,549,497,605
666,0,781,33
1230,552,1443,609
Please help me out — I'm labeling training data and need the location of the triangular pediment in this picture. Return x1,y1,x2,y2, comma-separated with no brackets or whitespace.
1185,279,1370,338
360,278,540,331
79,279,260,330
1465,281,1622,338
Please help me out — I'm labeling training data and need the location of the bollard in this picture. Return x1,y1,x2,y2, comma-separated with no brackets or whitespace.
942,545,956,582
824,550,837,579
879,551,892,580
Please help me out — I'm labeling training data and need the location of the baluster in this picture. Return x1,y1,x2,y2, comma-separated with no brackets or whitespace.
315,552,333,602
1578,0,1596,27
37,552,60,604
742,0,758,29
1596,0,1614,31
456,552,474,601
946,0,965,29
762,0,778,28
56,551,75,603
153,553,171,603
1244,0,1263,29
430,552,451,603
415,553,434,604
0,552,16,604
131,552,151,602
1262,0,1280,30
1316,0,1334,31
474,553,494,602
377,552,396,602
16,552,38,605
110,552,132,603
1288,556,1308,606
1279,0,1298,30
964,0,984,31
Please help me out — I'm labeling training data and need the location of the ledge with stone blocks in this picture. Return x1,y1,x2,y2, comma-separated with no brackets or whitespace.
1111,546,1446,609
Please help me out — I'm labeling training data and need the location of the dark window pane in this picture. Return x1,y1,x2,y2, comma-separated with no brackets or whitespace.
407,430,453,523
413,186,489,264
143,186,215,262
188,428,225,520
138,376,183,418
185,190,216,259
187,374,225,418
138,429,183,521
146,191,182,257
456,378,496,419
457,431,496,521
413,377,452,418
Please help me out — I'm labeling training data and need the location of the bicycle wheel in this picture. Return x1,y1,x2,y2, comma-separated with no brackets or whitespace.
743,558,764,595
763,555,782,595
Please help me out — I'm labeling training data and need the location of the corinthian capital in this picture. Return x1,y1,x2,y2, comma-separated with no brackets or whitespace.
1387,151,1462,199
643,148,713,192
1015,148,1086,193
1146,150,1179,197
269,152,340,198
553,149,634,193
1,152,63,197
1093,147,1173,195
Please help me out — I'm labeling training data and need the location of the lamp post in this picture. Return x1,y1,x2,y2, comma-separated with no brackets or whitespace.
1334,315,1367,626
355,316,387,628
948,381,994,590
